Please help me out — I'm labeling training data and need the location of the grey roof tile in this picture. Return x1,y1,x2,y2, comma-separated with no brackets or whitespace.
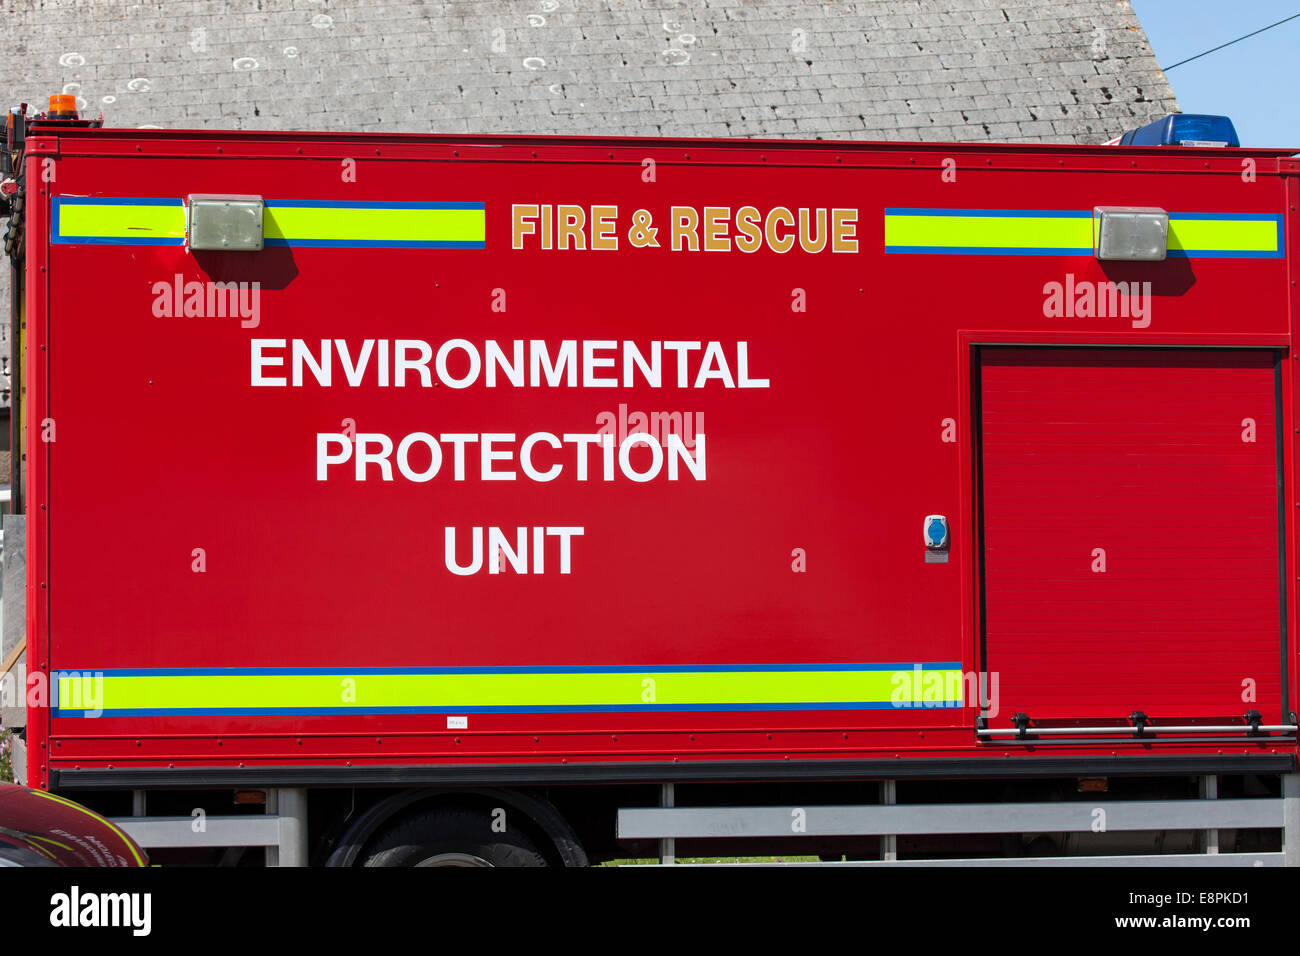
0,0,1185,404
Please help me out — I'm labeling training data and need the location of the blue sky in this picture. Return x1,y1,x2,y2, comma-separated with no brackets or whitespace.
1132,1,1300,147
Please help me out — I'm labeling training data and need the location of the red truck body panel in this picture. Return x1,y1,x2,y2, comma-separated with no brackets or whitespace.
20,128,1300,788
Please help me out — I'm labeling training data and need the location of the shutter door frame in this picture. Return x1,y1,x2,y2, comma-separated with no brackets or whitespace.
971,345,1290,730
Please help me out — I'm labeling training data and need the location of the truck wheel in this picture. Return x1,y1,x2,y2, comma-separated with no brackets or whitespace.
358,806,550,867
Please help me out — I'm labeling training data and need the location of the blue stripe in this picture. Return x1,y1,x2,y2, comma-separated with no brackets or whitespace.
51,237,484,248
52,197,182,206
1174,248,1285,259
64,662,964,677
51,235,184,246
262,238,484,249
884,207,1091,218
53,197,482,210
886,245,1089,256
263,199,484,210
53,701,965,718
886,208,1283,222
1167,212,1283,221
885,209,1284,258
886,245,1285,259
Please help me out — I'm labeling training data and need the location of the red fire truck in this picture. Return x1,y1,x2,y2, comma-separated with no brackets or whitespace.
2,100,1297,865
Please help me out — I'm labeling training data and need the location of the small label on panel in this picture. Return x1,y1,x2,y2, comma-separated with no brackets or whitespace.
924,552,949,563
447,716,468,729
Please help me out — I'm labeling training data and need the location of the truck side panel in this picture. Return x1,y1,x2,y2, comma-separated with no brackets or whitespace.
22,131,1299,785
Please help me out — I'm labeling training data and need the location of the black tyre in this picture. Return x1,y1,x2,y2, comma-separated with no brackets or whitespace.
358,805,550,867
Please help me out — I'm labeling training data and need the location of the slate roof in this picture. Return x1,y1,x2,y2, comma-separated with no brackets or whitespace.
3,0,1177,143
0,0,1180,409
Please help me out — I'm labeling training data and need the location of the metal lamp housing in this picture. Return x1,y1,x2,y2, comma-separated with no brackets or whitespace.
1093,206,1168,261
187,194,265,251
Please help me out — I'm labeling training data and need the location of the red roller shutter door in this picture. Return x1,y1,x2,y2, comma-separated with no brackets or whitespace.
977,348,1283,726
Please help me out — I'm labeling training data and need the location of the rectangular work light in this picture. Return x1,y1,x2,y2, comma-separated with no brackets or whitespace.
1092,206,1168,261
187,194,265,251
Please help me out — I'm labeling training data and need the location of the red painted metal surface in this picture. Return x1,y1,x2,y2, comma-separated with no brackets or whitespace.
24,150,51,789
979,347,1282,724
18,127,1300,782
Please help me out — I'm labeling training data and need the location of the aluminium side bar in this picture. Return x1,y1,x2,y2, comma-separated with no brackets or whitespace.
977,725,1298,737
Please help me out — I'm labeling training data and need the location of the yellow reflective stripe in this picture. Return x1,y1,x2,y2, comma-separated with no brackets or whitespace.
885,214,1090,250
263,205,485,244
51,198,486,246
55,201,184,241
884,209,1282,256
1167,217,1278,253
59,667,966,713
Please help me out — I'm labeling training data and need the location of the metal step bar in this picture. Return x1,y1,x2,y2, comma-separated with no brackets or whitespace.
670,852,1284,867
619,773,1300,866
112,787,308,866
